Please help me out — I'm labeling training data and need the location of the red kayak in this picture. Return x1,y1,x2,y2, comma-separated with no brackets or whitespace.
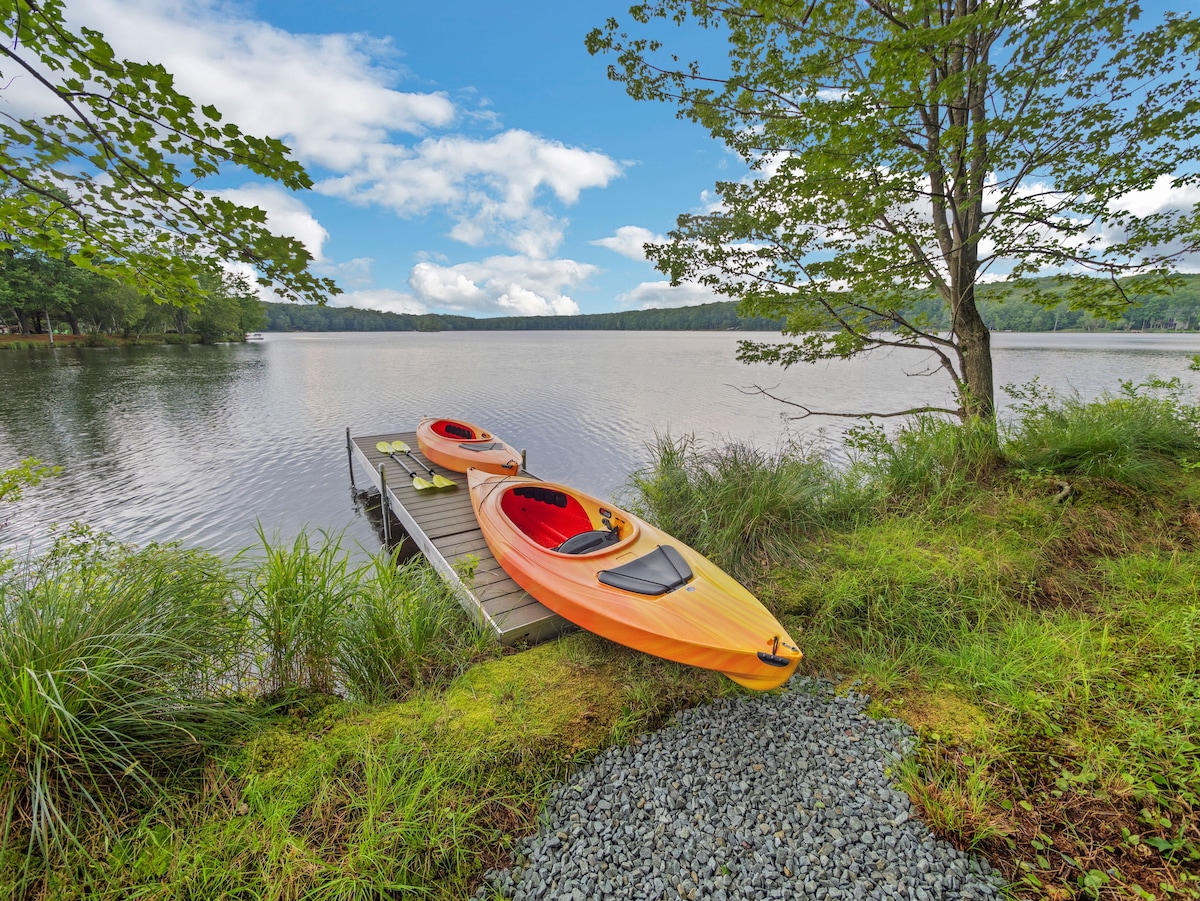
416,416,521,476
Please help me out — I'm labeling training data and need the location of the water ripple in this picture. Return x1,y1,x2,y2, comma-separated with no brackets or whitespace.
2,331,1198,558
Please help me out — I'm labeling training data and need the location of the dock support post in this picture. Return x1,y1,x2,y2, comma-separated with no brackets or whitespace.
378,464,391,544
346,427,356,489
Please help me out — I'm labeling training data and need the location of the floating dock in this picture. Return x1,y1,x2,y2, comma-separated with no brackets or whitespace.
347,430,570,645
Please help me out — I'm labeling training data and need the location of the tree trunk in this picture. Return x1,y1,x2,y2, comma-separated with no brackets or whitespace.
12,308,30,334
67,311,81,335
955,298,994,422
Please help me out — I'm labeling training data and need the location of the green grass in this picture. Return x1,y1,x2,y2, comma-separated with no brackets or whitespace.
4,384,1199,901
1003,377,1200,489
240,527,360,698
626,395,1200,900
0,527,246,876
626,432,865,581
0,519,722,899
338,551,493,702
3,634,721,900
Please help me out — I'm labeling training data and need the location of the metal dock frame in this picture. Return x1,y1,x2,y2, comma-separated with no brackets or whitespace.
347,430,571,646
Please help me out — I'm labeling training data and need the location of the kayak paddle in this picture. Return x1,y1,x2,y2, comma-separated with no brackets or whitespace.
391,440,456,489
375,441,434,490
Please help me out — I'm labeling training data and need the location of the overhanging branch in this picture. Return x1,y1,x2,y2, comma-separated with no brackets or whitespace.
735,383,962,420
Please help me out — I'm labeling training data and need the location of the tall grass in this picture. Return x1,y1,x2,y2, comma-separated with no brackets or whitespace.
1,524,501,892
627,433,863,579
238,529,496,702
240,527,360,698
845,414,1003,504
1003,377,1200,488
339,551,494,702
0,527,245,869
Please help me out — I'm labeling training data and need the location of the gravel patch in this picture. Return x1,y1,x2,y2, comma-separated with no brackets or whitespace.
476,678,1002,901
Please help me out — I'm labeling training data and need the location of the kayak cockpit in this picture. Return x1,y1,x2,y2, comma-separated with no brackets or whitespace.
500,484,636,553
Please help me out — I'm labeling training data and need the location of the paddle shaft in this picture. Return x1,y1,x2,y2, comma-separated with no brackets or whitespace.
375,441,429,487
390,440,454,488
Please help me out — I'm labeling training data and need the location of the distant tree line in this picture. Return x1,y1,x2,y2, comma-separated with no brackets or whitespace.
264,275,1200,334
914,275,1200,333
5,255,1198,340
263,301,789,332
0,250,266,343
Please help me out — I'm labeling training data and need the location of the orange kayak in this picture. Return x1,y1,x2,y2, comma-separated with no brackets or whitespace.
468,468,801,690
416,417,521,476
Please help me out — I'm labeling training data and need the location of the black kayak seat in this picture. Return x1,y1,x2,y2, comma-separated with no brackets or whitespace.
556,528,621,555
597,545,693,596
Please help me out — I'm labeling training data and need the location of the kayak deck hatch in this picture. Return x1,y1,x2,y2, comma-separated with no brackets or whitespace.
460,441,509,453
597,545,694,596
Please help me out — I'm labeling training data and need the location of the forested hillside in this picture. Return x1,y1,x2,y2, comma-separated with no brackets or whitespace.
261,300,787,332
263,274,1200,333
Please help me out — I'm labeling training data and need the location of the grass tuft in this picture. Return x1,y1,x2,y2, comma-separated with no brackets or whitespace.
0,526,246,871
1003,377,1200,488
626,432,863,580
339,550,494,702
239,527,359,698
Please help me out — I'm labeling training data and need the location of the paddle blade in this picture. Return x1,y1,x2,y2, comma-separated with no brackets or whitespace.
391,440,411,453
432,474,456,489
375,441,392,454
413,475,434,490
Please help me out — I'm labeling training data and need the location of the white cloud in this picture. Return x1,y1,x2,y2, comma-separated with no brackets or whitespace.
217,184,329,262
591,225,664,260
409,256,595,315
1110,174,1200,219
331,289,427,315
1104,175,1200,272
74,0,455,174
66,0,623,263
320,130,623,256
616,281,720,309
325,258,375,288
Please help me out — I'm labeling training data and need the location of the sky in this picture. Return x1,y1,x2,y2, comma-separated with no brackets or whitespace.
51,0,1200,318
60,0,734,318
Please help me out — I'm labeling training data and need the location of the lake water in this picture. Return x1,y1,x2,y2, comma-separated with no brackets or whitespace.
3,330,1199,558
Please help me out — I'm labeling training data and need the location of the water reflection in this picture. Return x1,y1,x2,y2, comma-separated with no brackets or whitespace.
2,331,1198,558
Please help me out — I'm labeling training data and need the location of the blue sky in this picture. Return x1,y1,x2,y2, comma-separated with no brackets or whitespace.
63,1,1197,318
65,0,737,317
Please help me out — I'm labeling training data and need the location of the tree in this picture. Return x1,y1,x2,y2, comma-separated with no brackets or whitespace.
0,247,80,333
588,1,1200,425
0,0,338,306
192,268,258,344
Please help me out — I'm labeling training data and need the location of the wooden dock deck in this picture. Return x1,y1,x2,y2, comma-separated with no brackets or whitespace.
347,430,570,645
